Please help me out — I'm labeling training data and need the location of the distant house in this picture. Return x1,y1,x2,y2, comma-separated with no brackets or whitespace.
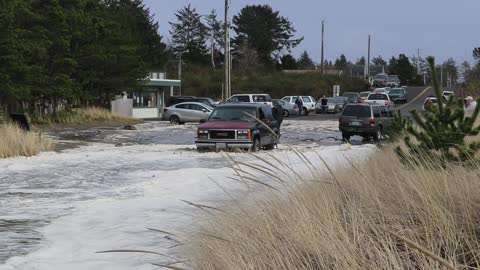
112,71,180,119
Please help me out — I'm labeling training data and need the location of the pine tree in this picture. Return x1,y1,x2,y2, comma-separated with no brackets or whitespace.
169,4,208,64
233,4,303,67
280,54,298,70
205,9,225,69
334,54,347,70
297,51,315,70
356,57,366,66
372,56,387,68
395,56,480,167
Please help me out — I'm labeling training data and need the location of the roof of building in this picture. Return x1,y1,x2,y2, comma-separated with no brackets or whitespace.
143,79,181,87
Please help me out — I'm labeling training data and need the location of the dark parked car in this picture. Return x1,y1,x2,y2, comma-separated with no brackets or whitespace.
166,96,216,107
388,88,407,104
386,76,401,87
166,96,195,107
372,73,389,87
334,96,349,110
195,104,279,152
344,92,361,103
192,97,217,107
339,104,393,142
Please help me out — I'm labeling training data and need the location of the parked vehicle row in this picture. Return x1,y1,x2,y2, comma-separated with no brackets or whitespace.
315,97,340,114
282,96,316,115
226,94,273,107
371,73,402,88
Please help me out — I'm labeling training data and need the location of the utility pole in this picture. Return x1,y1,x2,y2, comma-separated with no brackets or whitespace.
320,20,325,75
228,37,232,98
367,35,371,80
417,48,421,75
440,64,443,88
224,0,230,100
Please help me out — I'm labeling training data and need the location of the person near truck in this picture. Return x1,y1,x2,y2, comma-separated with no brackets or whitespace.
295,96,303,116
320,95,328,114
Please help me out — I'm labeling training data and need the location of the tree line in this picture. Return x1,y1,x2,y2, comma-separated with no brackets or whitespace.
0,0,166,114
1,1,469,115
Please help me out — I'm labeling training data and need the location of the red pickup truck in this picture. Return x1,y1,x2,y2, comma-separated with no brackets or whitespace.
195,103,280,152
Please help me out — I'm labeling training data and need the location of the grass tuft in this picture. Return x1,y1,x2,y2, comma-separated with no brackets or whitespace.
0,123,54,158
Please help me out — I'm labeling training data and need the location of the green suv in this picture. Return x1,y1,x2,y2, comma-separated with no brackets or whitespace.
339,103,394,142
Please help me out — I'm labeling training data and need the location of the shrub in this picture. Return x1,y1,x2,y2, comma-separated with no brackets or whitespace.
396,57,480,166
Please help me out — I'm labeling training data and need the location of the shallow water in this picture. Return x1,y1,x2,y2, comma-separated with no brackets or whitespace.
0,120,373,269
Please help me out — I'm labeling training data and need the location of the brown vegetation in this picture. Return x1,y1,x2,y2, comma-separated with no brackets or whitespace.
191,148,480,269
32,107,140,128
0,123,54,158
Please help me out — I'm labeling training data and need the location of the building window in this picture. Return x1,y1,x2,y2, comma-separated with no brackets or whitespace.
133,91,157,108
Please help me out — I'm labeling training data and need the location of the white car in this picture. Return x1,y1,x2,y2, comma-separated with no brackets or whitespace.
281,96,316,115
422,96,438,113
374,88,389,94
227,94,273,107
442,91,454,101
366,93,395,111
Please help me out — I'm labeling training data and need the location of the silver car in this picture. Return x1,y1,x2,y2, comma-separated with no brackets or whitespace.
272,99,298,117
315,97,340,114
164,102,213,124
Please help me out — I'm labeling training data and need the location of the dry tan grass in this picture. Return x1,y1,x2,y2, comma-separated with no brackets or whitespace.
32,107,139,127
190,148,480,270
0,123,54,158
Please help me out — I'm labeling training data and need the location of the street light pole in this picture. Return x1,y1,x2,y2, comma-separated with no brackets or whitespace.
224,0,230,100
320,20,324,75
178,49,189,96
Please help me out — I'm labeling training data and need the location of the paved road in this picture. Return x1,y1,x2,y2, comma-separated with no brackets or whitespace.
397,87,459,116
287,86,458,121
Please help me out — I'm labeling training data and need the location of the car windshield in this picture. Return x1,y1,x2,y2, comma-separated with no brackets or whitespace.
327,98,335,104
228,95,250,102
334,97,346,102
374,75,388,80
205,98,215,105
344,93,358,100
389,89,403,94
342,106,371,117
368,94,388,100
360,92,370,97
209,107,257,122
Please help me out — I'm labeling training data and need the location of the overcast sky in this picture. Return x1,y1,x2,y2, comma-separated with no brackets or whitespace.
143,0,479,64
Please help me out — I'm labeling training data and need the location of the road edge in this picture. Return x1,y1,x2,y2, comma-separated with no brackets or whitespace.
396,86,431,110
